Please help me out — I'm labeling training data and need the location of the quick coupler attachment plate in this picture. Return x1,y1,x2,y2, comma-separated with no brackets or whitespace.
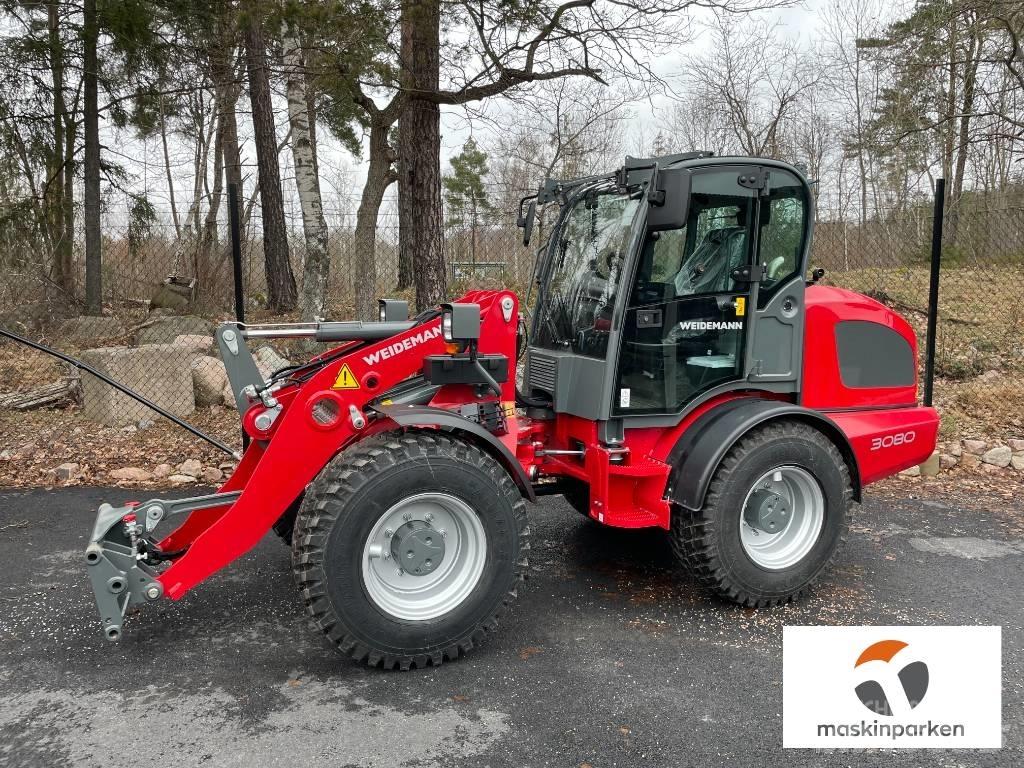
84,503,163,641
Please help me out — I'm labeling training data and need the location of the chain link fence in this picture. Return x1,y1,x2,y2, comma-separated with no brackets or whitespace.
1,193,1021,485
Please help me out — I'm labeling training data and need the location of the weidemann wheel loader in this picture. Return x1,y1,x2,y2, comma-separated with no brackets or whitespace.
85,152,939,669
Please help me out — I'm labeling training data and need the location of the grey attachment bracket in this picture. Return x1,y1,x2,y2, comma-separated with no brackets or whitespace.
216,323,264,414
84,491,242,642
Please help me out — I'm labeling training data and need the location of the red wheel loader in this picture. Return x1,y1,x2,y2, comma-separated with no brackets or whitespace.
85,153,938,669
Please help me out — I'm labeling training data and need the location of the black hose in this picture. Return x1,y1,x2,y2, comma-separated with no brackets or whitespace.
0,328,239,458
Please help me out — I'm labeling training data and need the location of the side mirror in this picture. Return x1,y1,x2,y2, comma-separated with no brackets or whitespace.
519,200,537,246
646,167,690,231
441,303,481,342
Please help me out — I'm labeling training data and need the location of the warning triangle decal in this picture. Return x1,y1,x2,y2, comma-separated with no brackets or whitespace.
331,364,360,390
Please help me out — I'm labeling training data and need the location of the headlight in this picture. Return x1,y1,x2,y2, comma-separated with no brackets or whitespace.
440,303,481,343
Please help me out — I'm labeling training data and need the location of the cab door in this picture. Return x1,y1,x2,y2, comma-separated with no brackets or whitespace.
613,166,760,415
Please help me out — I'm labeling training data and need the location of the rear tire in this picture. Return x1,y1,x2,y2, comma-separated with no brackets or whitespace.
670,420,851,607
292,430,529,669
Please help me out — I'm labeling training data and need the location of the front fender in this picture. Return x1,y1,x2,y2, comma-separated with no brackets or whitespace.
372,404,536,502
665,398,861,511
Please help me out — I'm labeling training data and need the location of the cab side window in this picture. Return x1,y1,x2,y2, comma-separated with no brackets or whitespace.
758,175,808,307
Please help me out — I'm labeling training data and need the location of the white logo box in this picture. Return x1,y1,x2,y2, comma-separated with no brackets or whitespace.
783,625,1001,749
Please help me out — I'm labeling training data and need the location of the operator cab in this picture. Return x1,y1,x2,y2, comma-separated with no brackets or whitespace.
523,154,810,423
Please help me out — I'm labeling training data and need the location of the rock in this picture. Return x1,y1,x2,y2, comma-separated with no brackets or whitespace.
134,315,215,346
981,445,1012,468
939,454,958,469
222,379,237,407
137,418,155,430
57,316,126,347
80,344,196,426
979,369,1001,382
50,462,80,481
253,346,290,377
1011,454,1024,471
152,463,173,478
150,281,194,311
168,474,196,484
900,465,921,477
1007,439,1024,452
949,442,962,458
0,449,12,461
190,356,228,407
178,458,203,476
961,453,980,469
962,439,987,455
200,467,223,484
173,334,216,355
919,452,940,477
109,467,153,482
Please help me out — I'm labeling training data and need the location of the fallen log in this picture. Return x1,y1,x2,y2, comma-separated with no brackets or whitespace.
0,378,79,411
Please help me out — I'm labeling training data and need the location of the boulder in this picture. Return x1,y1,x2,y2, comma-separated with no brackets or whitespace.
178,458,203,476
200,466,223,484
253,345,291,377
963,439,987,455
949,442,962,458
900,465,921,477
174,334,216,355
961,453,980,469
57,316,126,347
80,344,196,426
135,315,214,346
153,463,173,478
981,445,1012,468
190,356,228,407
109,467,153,482
919,452,940,477
150,282,193,311
168,474,196,484
49,462,80,482
939,454,958,469
1011,454,1024,471
1007,439,1024,452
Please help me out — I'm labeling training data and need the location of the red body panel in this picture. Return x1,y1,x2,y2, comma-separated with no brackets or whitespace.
155,283,937,600
802,285,919,409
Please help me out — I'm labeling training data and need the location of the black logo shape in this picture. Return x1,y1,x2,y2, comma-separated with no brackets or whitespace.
853,640,929,716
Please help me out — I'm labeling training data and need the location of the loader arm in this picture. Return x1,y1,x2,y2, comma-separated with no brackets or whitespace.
85,291,520,639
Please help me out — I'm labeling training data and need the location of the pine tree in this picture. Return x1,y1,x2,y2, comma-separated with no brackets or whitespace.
443,138,493,267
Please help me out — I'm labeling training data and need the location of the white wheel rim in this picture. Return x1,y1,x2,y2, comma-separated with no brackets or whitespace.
739,465,825,570
361,492,487,621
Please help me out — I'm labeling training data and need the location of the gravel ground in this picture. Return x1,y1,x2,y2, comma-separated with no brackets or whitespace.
0,484,1020,767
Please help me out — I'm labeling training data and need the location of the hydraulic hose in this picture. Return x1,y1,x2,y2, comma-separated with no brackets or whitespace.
0,328,239,458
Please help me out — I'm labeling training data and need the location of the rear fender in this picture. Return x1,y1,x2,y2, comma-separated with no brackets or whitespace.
665,398,861,511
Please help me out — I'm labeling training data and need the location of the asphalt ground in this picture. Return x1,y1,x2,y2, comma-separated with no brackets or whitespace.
0,484,1020,767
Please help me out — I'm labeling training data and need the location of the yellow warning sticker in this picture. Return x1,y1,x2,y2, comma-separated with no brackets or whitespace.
331,364,360,390
735,296,746,316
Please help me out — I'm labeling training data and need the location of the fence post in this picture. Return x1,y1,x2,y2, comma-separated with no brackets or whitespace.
923,178,945,408
228,183,245,323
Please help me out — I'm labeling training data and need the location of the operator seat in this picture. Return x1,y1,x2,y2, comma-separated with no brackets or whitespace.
673,213,749,296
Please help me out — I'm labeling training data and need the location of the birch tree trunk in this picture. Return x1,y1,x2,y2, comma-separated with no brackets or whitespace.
284,29,330,323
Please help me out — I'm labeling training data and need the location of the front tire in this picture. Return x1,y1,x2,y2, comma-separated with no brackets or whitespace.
670,420,851,607
292,430,529,669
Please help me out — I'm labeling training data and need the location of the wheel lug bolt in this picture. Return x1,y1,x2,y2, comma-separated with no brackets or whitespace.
439,529,447,538
403,512,412,521
384,528,393,537
424,512,433,522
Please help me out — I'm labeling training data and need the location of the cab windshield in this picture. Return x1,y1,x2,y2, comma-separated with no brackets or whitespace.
533,186,640,358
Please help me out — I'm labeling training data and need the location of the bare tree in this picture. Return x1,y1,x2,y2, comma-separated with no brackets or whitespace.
682,17,817,159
